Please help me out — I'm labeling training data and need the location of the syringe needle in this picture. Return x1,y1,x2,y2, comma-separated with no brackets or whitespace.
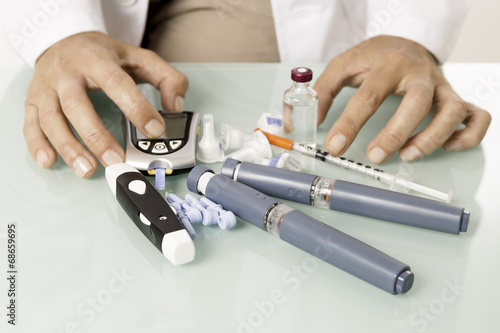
405,181,453,203
256,129,452,202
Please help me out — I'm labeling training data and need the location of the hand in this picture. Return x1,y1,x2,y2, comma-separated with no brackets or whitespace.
314,35,492,164
24,32,188,177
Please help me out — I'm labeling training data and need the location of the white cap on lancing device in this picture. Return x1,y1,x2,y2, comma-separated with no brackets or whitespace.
161,230,195,265
106,163,195,265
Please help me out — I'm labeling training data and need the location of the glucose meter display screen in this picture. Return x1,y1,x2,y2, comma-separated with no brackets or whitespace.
136,115,187,140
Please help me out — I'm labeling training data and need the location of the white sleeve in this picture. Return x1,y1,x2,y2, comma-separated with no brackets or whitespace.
0,0,107,67
366,0,472,63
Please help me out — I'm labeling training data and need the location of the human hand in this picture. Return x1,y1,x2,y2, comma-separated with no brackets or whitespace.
24,32,188,177
314,35,491,164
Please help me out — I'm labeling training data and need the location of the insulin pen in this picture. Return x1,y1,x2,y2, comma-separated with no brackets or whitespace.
222,159,469,234
257,129,452,202
187,165,414,294
106,163,195,265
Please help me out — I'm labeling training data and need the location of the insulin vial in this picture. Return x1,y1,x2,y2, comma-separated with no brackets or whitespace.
283,67,318,147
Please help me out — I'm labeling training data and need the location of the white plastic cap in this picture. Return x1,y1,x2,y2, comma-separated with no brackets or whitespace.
161,229,196,265
256,113,283,135
196,114,225,163
219,123,251,151
224,130,272,163
255,153,301,171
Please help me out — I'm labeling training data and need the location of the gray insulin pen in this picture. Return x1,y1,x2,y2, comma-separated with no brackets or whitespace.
187,165,414,294
221,159,470,234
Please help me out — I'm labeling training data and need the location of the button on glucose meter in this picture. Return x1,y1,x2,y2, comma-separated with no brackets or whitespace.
152,142,169,154
169,140,183,150
138,141,150,151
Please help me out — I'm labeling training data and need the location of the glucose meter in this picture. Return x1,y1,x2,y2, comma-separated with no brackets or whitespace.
124,110,200,174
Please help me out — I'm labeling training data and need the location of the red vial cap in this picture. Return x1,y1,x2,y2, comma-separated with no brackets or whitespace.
291,67,313,82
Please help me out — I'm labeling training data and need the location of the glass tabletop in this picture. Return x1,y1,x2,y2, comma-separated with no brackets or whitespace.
0,63,499,333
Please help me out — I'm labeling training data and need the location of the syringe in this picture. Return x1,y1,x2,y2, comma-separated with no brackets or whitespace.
257,129,452,202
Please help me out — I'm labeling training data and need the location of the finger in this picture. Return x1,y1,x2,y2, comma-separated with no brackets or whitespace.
125,48,189,112
367,79,434,164
443,102,492,151
37,90,98,178
57,82,124,167
313,55,352,125
23,100,57,168
88,59,166,138
324,65,401,156
399,84,468,161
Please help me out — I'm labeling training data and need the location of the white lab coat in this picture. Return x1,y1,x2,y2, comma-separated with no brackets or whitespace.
1,0,471,67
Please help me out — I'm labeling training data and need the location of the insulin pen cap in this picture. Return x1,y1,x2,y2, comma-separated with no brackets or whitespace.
220,158,240,179
221,158,316,205
188,165,279,230
187,165,214,194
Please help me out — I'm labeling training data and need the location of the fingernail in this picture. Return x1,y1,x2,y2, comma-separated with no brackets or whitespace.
174,96,184,111
102,149,123,167
36,150,49,168
73,156,93,178
144,118,164,137
327,134,347,155
399,145,423,162
367,146,388,164
444,140,462,151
